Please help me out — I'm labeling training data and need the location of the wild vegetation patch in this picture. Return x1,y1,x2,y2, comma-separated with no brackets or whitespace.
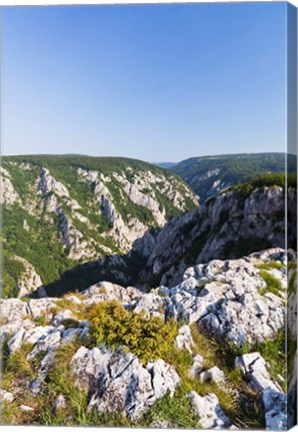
86,301,179,364
259,270,284,297
141,385,201,428
226,173,296,199
258,328,286,391
179,325,267,429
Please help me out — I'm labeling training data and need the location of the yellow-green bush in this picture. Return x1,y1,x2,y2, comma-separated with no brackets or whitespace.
86,301,179,364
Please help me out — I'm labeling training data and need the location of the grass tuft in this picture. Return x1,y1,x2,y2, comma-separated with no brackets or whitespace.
259,270,283,297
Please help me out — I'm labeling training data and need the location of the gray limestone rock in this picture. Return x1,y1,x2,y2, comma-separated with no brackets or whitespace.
70,345,180,419
188,391,233,429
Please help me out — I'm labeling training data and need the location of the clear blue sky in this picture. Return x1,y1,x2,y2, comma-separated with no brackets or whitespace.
2,2,287,162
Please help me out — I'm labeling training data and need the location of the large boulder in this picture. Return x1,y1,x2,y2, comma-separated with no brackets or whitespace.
8,326,60,354
0,298,60,346
235,352,281,393
0,299,30,324
263,388,287,430
28,298,58,319
81,282,141,309
70,346,180,419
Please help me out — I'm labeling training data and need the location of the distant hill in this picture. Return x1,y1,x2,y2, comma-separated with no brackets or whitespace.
171,152,296,202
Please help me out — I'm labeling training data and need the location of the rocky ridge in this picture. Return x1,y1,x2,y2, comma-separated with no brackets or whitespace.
28,182,295,299
0,248,292,429
137,184,296,288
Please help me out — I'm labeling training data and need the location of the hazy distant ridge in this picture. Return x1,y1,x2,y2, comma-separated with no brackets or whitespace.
171,152,296,202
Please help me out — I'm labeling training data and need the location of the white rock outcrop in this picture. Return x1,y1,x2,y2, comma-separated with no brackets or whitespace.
166,249,286,346
189,354,204,378
175,325,194,352
12,256,42,298
0,167,21,206
70,346,180,419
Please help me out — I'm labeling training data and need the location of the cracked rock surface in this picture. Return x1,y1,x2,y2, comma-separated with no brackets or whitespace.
70,346,180,419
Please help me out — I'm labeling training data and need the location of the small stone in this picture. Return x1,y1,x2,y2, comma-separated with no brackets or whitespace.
200,366,226,385
175,325,194,352
0,389,15,403
54,395,67,412
52,309,77,327
20,405,34,412
189,354,204,377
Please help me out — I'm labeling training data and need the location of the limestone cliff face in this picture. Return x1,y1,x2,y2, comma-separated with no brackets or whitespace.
76,167,196,252
29,183,295,300
0,167,21,206
138,185,296,288
2,160,197,253
1,156,198,296
16,259,42,298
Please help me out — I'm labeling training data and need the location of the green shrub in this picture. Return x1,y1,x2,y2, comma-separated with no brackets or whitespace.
34,316,50,326
87,301,179,364
2,205,77,297
256,261,285,270
172,153,296,202
2,253,25,298
227,172,296,200
3,162,39,202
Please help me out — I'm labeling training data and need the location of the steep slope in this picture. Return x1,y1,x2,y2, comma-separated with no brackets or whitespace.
30,174,296,298
1,155,198,298
171,152,296,202
0,248,292,428
138,176,296,288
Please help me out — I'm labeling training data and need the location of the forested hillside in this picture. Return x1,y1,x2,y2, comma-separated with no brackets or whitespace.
171,153,296,202
1,155,198,298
